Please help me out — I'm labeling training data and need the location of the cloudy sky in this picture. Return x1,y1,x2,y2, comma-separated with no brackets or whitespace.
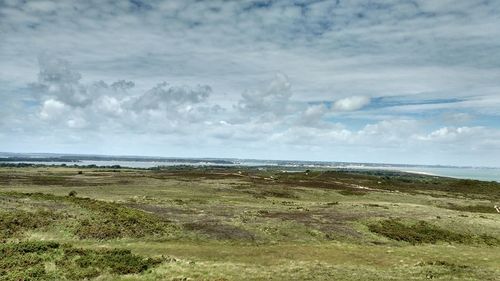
1,0,500,166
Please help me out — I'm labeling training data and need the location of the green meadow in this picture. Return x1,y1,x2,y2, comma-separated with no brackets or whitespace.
0,166,499,280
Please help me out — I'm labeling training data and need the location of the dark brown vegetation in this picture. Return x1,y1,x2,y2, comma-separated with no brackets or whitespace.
0,209,61,241
368,219,500,245
72,197,174,239
0,166,499,280
183,221,256,240
0,192,176,240
0,241,163,281
444,203,497,214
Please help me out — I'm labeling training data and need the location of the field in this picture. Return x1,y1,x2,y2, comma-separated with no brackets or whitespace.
0,165,499,280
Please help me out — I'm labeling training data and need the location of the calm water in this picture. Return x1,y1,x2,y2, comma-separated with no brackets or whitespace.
7,160,500,182
400,167,500,182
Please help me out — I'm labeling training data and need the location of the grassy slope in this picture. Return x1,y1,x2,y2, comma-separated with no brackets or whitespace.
0,166,499,280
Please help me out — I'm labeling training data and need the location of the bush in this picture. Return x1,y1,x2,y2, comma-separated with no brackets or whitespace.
68,190,77,197
445,203,497,214
0,241,60,255
60,247,163,276
338,189,367,196
0,192,175,240
0,210,61,240
368,219,500,245
0,241,164,280
71,197,174,239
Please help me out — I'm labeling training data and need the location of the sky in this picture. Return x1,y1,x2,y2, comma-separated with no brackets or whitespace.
1,0,500,166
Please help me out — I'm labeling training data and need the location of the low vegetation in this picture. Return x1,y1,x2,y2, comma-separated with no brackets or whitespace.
0,241,163,281
368,219,499,245
71,197,175,240
0,209,61,240
444,203,497,214
0,166,498,280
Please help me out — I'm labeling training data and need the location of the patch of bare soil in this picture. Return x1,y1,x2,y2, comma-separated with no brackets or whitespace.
183,220,256,240
257,209,370,238
124,203,198,222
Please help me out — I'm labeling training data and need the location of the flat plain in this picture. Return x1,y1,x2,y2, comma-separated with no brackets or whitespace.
0,166,499,280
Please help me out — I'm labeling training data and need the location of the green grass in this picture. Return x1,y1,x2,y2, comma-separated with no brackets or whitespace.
368,218,500,245
0,209,61,240
0,166,499,280
0,241,163,281
445,203,498,214
71,197,176,240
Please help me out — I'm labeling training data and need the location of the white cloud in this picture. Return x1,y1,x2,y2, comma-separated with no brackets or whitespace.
39,99,68,120
1,0,500,166
24,1,58,13
96,95,123,116
10,56,500,166
67,117,88,129
333,96,371,112
359,119,420,137
235,72,295,121
419,126,485,143
132,82,211,111
297,104,328,126
28,55,223,132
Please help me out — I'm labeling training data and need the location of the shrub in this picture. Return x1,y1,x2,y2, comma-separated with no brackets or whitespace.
338,189,367,196
71,197,174,239
0,241,164,280
60,247,163,276
368,219,500,245
445,203,497,214
0,192,175,240
0,210,61,240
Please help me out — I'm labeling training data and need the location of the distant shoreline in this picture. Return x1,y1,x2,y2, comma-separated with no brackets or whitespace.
402,170,440,177
0,160,499,182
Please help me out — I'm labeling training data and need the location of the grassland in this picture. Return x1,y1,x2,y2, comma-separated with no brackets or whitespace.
0,165,499,280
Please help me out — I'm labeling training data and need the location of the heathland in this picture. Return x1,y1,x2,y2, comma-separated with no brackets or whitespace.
0,166,499,280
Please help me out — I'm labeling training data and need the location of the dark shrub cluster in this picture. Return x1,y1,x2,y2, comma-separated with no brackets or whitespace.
0,192,175,240
416,260,480,280
0,241,60,280
368,219,500,245
0,209,61,240
58,247,163,279
0,241,163,281
445,203,497,214
71,197,174,239
338,189,367,196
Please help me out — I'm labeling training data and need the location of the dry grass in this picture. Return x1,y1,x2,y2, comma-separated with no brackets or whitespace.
0,166,499,280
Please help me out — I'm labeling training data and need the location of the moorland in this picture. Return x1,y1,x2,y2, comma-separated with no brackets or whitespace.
0,165,499,280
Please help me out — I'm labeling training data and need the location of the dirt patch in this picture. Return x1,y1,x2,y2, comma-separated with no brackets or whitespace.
148,170,247,181
258,210,364,238
0,172,136,187
124,203,198,221
338,189,368,196
259,209,362,223
183,220,256,240
0,173,31,185
274,176,383,194
240,188,298,199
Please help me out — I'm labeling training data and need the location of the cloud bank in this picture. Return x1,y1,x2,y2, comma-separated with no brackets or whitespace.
1,0,500,166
